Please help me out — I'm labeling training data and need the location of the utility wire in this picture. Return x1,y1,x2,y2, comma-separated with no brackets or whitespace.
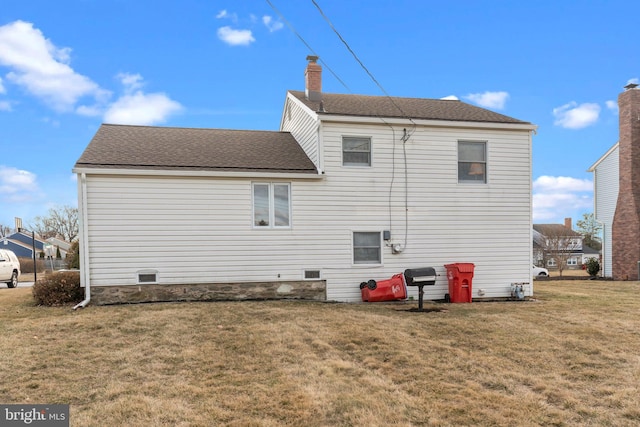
265,0,352,94
310,0,417,134
266,0,411,249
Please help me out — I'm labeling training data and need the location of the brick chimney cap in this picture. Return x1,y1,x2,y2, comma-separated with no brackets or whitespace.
624,83,639,90
306,55,319,63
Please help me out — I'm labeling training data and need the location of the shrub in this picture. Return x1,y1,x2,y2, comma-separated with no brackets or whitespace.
585,258,601,277
18,257,47,274
32,271,83,306
66,241,80,269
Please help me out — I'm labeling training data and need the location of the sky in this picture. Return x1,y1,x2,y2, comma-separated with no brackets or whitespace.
0,0,637,231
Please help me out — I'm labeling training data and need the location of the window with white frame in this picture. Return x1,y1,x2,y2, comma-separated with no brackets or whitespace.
343,136,371,166
547,259,556,267
567,257,578,266
458,141,486,183
253,182,291,228
353,232,381,264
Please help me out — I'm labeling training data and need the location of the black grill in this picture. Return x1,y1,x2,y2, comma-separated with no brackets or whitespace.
404,267,436,310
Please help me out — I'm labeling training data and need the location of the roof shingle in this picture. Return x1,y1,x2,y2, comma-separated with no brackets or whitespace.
75,124,318,174
289,90,530,124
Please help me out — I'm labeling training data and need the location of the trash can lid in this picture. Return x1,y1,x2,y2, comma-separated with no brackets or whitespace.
444,263,475,273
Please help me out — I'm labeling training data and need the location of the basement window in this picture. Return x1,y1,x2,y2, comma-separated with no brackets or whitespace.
137,270,158,284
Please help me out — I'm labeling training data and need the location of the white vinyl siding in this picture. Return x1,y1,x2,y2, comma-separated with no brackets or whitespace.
81,119,533,302
591,144,619,277
281,95,320,170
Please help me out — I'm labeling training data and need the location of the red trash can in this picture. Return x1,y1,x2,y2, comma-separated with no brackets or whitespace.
360,273,407,302
444,263,475,303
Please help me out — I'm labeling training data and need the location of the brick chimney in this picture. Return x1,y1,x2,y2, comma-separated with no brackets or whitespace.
564,217,572,230
304,55,322,102
612,83,640,280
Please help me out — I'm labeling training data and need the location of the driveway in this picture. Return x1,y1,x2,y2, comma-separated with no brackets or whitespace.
17,281,34,288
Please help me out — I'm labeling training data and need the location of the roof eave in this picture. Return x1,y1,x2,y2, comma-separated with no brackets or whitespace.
72,166,324,180
316,113,537,131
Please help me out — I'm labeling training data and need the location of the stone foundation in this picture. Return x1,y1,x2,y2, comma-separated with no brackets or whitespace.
90,280,326,305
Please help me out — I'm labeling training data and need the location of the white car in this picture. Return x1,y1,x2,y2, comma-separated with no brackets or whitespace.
533,264,549,277
0,249,21,288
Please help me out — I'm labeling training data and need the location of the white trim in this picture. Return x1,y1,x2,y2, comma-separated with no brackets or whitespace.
342,135,373,167
587,141,619,172
72,167,323,180
318,114,538,131
252,182,292,229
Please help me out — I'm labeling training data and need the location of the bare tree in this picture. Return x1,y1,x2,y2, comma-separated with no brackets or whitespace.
576,212,602,250
30,205,79,242
538,225,582,277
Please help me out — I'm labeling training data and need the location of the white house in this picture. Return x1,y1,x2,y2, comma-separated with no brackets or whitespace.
73,57,537,306
587,142,618,277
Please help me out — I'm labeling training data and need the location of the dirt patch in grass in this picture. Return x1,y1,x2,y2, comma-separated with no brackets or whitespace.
1,281,640,426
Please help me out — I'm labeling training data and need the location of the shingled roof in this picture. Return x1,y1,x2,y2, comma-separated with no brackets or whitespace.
75,124,318,174
533,224,581,237
289,90,530,124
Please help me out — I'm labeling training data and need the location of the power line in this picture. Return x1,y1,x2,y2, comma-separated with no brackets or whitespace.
310,0,417,132
265,0,352,93
265,0,411,250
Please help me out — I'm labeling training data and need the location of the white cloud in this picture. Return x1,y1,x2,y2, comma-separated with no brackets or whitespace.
75,73,182,124
0,76,5,94
553,101,600,129
628,77,639,86
533,176,592,192
217,26,255,46
0,20,109,111
104,91,183,125
117,72,144,93
0,101,11,112
464,91,509,110
440,95,459,101
216,10,238,22
262,16,284,32
0,165,39,202
532,176,593,222
606,100,618,114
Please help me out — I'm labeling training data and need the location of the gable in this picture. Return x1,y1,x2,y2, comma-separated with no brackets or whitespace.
75,124,318,174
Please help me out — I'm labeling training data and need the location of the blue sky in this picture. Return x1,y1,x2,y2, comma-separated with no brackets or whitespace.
0,0,637,230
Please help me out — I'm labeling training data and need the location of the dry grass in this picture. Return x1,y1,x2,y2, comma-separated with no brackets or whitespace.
1,281,640,426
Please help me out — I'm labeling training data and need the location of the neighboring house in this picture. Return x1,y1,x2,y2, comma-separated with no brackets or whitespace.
1,231,46,258
587,142,618,277
73,57,537,305
45,237,72,259
533,219,587,270
589,83,640,279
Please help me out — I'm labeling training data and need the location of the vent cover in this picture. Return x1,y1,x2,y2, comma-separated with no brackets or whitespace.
304,270,321,280
137,270,158,284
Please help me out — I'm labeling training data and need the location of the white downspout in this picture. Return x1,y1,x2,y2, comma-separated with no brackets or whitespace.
73,173,91,309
